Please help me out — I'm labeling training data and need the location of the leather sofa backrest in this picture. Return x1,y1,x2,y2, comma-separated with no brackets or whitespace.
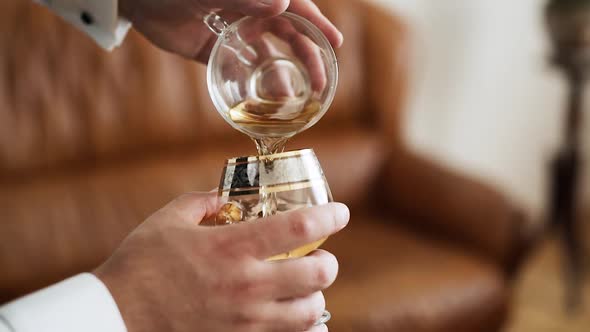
0,0,400,179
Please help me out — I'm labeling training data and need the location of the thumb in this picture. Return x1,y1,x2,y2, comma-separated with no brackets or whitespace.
161,192,220,225
198,0,290,17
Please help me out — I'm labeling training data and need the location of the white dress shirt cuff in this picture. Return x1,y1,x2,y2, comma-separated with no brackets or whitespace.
34,0,131,50
0,273,127,332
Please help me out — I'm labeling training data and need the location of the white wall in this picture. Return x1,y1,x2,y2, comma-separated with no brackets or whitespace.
367,0,585,223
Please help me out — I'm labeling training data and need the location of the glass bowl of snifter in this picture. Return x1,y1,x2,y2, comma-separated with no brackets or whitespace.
203,9,338,326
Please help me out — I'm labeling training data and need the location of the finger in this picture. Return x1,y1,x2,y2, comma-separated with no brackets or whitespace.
217,13,328,92
254,37,309,98
226,17,300,95
226,202,349,259
198,0,290,17
268,18,327,91
161,192,220,224
305,323,328,332
288,0,343,48
265,249,338,299
193,32,218,64
265,291,326,331
292,33,327,92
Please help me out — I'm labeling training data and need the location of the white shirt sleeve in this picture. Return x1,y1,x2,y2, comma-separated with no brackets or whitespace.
33,0,132,51
0,273,127,332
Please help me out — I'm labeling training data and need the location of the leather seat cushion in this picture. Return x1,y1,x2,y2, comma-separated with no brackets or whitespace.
324,218,509,332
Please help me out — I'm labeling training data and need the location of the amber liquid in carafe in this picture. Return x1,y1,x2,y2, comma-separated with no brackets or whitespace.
228,98,322,146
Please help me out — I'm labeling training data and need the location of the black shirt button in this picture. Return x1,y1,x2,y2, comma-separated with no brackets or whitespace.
81,11,94,25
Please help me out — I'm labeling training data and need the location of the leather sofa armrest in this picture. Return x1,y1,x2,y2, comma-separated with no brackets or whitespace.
381,146,529,270
359,1,530,270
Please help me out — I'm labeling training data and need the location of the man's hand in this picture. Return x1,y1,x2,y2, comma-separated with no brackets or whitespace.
94,192,349,332
118,0,343,63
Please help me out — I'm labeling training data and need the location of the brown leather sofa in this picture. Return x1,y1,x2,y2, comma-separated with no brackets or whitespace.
0,0,530,331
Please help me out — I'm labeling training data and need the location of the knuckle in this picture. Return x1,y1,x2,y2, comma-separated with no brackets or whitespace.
314,262,331,288
289,212,315,239
296,294,325,329
230,261,264,297
310,253,337,288
302,307,323,328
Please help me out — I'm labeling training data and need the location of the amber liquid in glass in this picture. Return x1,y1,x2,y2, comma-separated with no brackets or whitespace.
228,98,326,259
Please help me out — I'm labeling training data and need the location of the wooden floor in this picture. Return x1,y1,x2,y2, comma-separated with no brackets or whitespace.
504,235,590,332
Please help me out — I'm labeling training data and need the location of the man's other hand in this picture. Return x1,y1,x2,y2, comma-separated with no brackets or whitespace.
118,0,343,62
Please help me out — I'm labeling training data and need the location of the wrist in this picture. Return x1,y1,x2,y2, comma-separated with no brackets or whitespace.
94,261,144,332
